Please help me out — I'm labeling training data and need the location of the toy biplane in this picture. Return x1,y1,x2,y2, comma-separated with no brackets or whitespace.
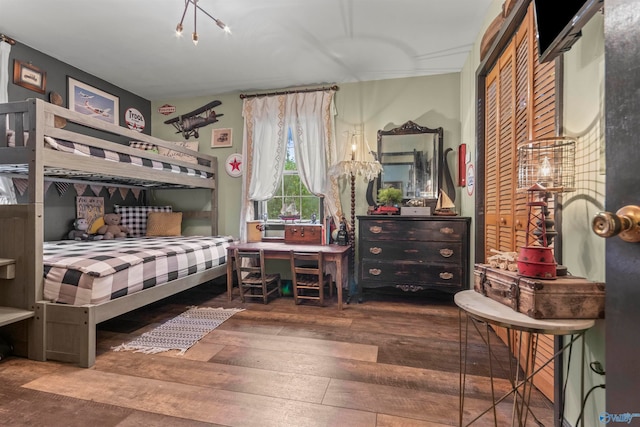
164,100,223,139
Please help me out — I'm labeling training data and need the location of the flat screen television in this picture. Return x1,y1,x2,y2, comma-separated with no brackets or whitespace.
534,0,603,63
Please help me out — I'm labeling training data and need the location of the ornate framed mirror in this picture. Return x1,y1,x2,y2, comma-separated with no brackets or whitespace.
371,121,443,205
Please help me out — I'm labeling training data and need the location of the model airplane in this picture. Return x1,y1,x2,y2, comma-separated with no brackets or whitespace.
84,100,110,118
164,100,223,140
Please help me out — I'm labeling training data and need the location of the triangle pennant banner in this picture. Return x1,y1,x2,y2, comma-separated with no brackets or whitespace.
44,181,53,195
119,187,129,200
131,188,141,200
13,178,28,196
107,187,117,198
90,185,103,196
73,183,87,196
55,182,70,196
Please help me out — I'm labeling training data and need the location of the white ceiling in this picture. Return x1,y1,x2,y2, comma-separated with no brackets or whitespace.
0,0,494,101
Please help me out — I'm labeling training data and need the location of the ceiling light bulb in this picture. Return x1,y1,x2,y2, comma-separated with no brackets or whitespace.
175,23,183,35
192,32,199,45
216,19,231,34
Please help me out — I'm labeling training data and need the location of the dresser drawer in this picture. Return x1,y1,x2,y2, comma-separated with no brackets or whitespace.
360,259,463,288
360,219,466,242
361,241,462,264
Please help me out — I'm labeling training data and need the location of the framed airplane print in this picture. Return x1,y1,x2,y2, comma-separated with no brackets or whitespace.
67,77,119,125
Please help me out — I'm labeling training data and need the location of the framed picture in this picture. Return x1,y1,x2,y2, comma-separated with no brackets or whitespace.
13,60,46,94
68,77,119,125
212,128,233,148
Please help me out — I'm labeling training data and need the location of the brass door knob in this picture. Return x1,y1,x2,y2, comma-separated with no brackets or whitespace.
592,205,640,242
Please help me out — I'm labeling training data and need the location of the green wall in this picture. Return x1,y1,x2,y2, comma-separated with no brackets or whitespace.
558,12,606,425
150,74,462,239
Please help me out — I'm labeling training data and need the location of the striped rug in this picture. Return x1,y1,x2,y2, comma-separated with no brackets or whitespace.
112,306,244,355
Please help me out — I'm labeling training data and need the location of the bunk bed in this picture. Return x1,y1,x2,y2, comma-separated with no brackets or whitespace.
0,98,229,367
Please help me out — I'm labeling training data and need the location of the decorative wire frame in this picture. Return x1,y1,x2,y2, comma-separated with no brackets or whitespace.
517,137,576,193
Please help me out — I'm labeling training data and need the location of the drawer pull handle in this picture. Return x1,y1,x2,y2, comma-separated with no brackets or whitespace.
440,272,454,280
369,268,382,276
369,226,382,234
439,248,454,257
369,247,382,255
440,227,454,235
404,249,419,253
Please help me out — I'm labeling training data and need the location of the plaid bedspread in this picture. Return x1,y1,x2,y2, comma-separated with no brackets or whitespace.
43,236,233,305
44,136,212,179
0,136,212,180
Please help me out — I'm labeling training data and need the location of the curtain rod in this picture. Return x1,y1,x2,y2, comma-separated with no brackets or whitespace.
239,84,339,99
1,34,16,45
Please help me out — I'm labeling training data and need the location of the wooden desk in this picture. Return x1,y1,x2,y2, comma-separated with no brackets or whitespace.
226,242,351,310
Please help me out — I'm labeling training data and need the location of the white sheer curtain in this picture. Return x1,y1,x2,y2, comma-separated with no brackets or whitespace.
0,40,17,204
239,89,342,242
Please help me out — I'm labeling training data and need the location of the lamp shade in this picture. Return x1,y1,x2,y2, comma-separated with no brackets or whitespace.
517,137,576,193
330,129,382,181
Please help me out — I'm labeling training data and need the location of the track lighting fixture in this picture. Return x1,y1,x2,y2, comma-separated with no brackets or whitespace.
175,0,231,45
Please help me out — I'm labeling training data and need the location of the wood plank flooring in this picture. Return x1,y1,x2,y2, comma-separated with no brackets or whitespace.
0,279,554,426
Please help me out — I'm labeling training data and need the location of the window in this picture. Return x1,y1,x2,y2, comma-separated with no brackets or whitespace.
257,129,323,224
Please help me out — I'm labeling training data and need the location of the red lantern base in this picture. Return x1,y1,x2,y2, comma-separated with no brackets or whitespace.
517,246,556,279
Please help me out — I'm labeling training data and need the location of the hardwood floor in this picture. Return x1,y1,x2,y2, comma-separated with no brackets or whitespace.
0,279,554,426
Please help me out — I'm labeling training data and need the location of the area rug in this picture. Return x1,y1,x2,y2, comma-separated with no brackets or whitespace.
112,306,244,355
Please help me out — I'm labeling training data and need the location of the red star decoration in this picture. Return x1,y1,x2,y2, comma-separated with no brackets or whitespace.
229,157,242,172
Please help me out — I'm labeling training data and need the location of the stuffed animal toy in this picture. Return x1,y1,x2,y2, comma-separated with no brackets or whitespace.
68,218,103,241
97,213,129,239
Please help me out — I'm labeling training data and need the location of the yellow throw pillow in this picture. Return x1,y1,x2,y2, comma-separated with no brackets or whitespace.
88,216,105,234
146,212,183,237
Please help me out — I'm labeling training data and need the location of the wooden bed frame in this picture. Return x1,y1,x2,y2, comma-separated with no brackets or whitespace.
0,98,225,367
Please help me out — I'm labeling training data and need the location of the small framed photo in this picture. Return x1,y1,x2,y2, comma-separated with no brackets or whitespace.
212,128,233,148
68,77,119,125
13,60,46,94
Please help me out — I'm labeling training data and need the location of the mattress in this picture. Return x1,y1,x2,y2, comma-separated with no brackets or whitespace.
0,135,212,181
43,236,233,305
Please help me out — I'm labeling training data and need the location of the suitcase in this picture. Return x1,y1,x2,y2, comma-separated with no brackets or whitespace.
473,264,605,319
284,224,323,244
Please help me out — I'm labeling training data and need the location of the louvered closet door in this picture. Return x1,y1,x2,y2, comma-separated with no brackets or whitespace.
513,20,531,248
484,67,499,260
482,4,558,402
484,38,517,260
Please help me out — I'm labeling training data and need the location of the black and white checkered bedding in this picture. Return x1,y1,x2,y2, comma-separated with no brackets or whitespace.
0,135,212,180
43,236,233,305
43,136,212,179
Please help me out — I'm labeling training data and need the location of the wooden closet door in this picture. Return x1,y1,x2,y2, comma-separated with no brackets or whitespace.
484,38,517,260
482,4,558,402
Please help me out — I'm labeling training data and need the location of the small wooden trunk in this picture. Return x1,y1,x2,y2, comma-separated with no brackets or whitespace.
284,224,323,244
473,264,605,319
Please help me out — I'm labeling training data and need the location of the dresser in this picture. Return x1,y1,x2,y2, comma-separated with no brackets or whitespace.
357,216,471,295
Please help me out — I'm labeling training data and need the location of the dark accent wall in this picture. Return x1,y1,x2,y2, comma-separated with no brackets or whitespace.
7,41,151,140
6,40,152,240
